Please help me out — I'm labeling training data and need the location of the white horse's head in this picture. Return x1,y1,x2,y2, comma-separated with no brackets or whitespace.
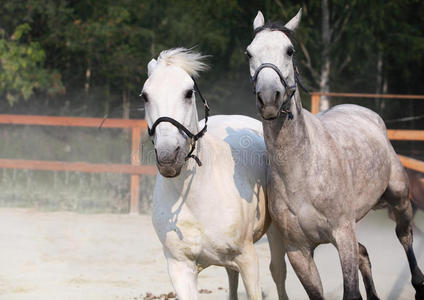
141,48,208,178
246,9,302,120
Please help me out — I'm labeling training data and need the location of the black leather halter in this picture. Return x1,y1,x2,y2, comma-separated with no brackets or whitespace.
250,63,297,96
147,78,209,167
250,25,309,120
250,62,297,120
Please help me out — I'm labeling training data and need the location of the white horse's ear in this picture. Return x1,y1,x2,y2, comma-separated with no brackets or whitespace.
285,8,302,31
147,58,157,77
253,11,265,30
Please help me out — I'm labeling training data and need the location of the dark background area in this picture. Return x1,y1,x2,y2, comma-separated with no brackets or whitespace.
1,0,423,121
0,1,423,212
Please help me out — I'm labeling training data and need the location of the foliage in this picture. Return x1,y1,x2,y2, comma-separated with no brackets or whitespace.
0,0,423,116
0,23,64,105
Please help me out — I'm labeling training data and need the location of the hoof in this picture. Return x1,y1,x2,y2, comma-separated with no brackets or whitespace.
368,296,380,300
414,281,424,300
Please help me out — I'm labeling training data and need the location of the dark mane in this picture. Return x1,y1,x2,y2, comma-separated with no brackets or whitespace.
254,21,294,43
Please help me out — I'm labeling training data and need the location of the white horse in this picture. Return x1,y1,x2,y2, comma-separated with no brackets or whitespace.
141,48,288,300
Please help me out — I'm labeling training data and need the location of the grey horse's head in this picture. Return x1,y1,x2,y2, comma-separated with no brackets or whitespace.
246,9,302,120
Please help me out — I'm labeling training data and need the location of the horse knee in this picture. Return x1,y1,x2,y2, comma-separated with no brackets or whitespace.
166,258,198,299
358,243,368,258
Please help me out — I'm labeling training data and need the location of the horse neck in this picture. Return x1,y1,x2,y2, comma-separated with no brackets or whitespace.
263,89,311,175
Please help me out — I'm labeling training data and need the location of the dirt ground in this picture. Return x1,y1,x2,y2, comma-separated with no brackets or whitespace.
0,208,423,300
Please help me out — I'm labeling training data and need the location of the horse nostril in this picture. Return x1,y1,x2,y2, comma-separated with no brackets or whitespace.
257,93,264,108
275,91,281,103
173,146,180,160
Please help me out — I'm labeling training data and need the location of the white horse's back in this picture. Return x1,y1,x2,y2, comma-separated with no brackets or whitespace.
200,115,263,136
200,115,265,153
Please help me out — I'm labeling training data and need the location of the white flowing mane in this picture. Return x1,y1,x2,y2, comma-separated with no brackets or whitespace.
157,48,208,78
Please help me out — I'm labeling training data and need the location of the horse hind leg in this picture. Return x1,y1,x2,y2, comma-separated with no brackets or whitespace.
383,162,424,299
225,267,239,300
358,242,380,300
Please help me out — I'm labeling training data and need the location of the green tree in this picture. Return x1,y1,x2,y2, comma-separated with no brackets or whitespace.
0,23,64,105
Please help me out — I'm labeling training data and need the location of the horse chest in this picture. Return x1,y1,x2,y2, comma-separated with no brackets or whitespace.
153,204,245,266
268,180,333,245
274,201,332,246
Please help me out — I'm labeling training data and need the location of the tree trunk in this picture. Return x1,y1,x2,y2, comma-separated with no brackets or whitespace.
122,89,130,119
375,49,383,113
381,69,388,112
85,59,91,94
150,33,155,57
319,0,331,111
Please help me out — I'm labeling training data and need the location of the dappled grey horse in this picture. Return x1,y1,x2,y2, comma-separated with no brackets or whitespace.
245,8,424,300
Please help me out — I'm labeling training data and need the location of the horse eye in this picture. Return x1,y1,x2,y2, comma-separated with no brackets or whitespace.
287,47,294,57
185,89,193,99
245,50,252,59
141,92,149,103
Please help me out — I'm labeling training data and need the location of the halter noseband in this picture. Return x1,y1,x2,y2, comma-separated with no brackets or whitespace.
250,63,297,120
251,63,297,95
147,78,209,167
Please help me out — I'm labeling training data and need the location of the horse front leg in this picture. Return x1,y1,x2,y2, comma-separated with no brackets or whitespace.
166,256,199,300
267,223,289,300
235,245,262,300
225,267,239,300
333,222,362,300
286,247,324,300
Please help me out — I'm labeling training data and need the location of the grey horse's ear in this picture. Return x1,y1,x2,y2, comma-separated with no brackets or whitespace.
253,10,265,30
147,58,157,77
285,8,302,31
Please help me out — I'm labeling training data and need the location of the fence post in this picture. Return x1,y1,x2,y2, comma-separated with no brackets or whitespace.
311,92,320,114
130,126,142,214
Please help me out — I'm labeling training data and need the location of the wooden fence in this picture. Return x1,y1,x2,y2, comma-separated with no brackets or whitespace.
0,115,157,214
310,92,424,173
0,93,423,213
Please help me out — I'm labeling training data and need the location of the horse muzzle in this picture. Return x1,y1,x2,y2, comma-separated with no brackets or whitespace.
256,89,282,120
155,146,184,178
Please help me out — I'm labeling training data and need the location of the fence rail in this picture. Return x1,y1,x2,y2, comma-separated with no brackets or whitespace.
0,114,147,128
0,114,153,213
1,95,423,214
0,159,157,175
310,92,424,173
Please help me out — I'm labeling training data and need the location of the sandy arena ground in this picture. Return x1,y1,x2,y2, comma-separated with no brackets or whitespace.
0,208,423,300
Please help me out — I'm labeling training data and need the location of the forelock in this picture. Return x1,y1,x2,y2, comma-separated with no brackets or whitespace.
157,48,209,78
254,21,294,44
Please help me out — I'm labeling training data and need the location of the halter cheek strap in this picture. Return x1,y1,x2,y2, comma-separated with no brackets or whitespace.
147,78,209,167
